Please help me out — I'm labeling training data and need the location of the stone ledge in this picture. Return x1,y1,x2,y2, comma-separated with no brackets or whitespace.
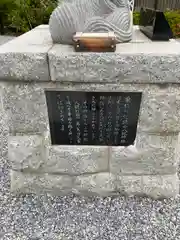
10,171,179,199
0,26,52,81
48,41,180,83
0,25,179,83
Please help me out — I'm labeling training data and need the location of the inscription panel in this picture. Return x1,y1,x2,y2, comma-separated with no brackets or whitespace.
45,91,142,146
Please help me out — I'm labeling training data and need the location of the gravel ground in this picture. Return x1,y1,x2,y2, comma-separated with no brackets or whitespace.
1,36,180,240
0,36,15,45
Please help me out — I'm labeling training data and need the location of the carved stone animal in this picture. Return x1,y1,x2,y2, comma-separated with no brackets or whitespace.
49,0,134,44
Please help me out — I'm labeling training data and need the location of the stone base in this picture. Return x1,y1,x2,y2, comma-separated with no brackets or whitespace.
11,170,179,199
1,25,180,198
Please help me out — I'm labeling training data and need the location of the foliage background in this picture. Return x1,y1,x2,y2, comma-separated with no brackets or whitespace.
0,0,180,38
133,11,180,38
0,0,58,35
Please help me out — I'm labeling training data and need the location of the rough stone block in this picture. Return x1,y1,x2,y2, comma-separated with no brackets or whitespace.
74,173,116,196
48,42,180,83
10,171,179,199
117,174,179,199
9,135,44,171
110,134,178,175
0,27,52,81
0,85,8,156
9,137,109,174
11,171,116,196
174,134,180,165
46,146,109,174
11,170,73,195
139,93,180,132
3,84,48,133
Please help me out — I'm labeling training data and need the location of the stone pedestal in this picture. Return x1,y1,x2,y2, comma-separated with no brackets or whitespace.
1,25,180,199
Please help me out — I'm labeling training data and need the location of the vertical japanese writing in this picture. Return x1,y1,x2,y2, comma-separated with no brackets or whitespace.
99,96,105,143
120,96,131,144
57,94,65,132
114,96,121,144
74,101,81,144
106,96,113,143
66,96,73,144
46,91,142,146
82,100,88,143
91,96,96,141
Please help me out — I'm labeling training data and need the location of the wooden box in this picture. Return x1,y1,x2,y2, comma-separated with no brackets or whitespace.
73,32,116,52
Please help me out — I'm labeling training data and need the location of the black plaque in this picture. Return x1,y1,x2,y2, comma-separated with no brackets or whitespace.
139,8,173,41
45,91,142,146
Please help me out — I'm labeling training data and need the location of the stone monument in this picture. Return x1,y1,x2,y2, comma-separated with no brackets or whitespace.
49,0,134,44
0,0,180,199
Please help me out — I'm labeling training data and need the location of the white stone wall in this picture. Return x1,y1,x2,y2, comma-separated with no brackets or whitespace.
1,25,180,198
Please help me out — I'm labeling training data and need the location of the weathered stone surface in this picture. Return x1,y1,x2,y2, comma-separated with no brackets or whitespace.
11,171,116,196
2,25,180,199
0,26,52,81
9,135,44,171
174,133,180,166
48,41,180,83
11,170,73,195
75,173,179,199
46,146,109,174
33,81,180,96
9,137,109,174
110,134,178,175
117,174,179,199
0,85,8,157
0,26,179,83
11,171,179,198
3,84,48,134
139,93,180,133
74,173,116,196
15,26,52,46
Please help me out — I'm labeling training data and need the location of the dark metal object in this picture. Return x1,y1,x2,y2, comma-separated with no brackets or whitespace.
45,91,142,146
139,7,173,41
139,0,173,41
73,32,116,52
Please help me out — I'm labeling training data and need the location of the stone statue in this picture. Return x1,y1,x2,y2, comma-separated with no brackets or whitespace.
49,0,134,44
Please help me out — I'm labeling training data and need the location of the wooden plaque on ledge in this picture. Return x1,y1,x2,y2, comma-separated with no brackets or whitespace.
73,32,116,52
